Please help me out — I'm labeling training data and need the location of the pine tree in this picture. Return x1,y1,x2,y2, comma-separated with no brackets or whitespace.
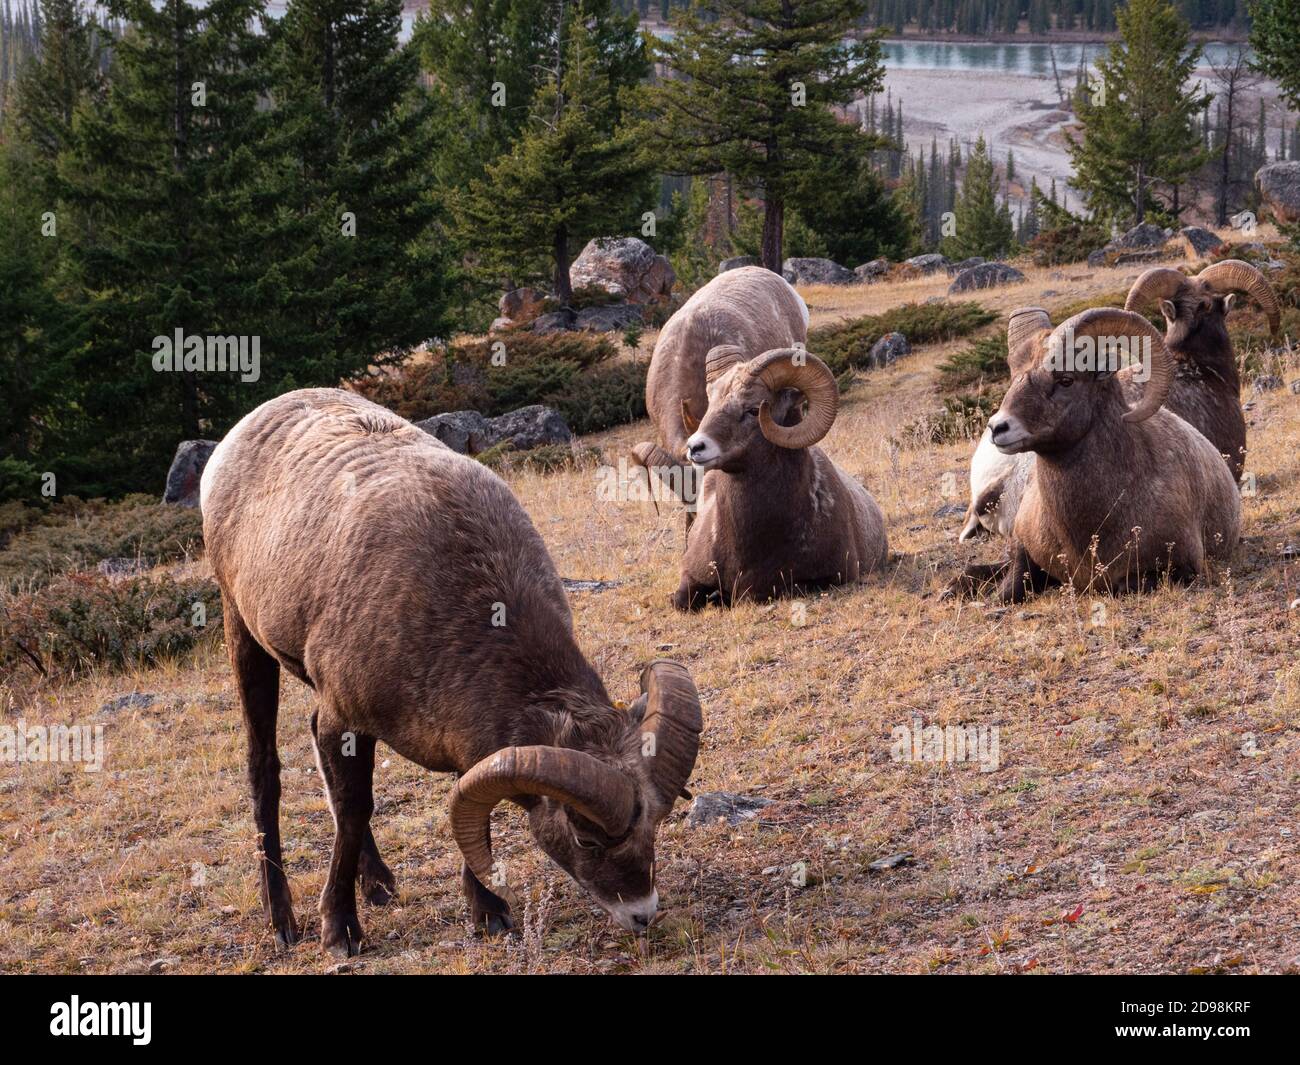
262,0,452,386
58,0,275,494
1067,0,1211,225
646,0,887,270
943,133,1014,259
457,15,653,301
1250,0,1300,111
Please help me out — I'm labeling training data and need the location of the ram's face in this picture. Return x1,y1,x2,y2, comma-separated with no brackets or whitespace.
528,786,660,933
989,361,1111,455
1160,286,1233,348
684,367,799,472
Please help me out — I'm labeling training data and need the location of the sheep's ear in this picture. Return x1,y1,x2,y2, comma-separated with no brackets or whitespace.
1159,299,1177,322
1223,292,1237,314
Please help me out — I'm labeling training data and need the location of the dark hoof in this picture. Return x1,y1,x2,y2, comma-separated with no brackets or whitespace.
474,909,514,936
322,912,364,959
272,915,301,951
264,884,301,949
359,859,398,907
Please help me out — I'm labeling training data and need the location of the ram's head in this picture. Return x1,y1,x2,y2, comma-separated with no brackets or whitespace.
682,346,839,471
448,661,702,933
1124,259,1280,347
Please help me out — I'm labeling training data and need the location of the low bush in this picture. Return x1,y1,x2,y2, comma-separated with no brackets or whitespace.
0,496,205,592
810,301,997,374
1,572,221,679
351,332,621,425
900,393,1001,448
937,335,1009,392
545,360,648,435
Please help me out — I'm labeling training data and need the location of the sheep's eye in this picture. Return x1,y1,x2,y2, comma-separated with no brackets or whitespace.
572,832,604,853
1057,375,1074,388
743,407,760,419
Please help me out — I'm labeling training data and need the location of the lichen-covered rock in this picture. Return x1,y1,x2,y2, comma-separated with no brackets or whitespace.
1256,161,1300,224
575,303,643,333
163,440,218,507
498,286,548,324
1180,226,1223,258
853,258,890,283
413,410,495,454
719,255,759,273
903,253,950,274
487,405,572,451
868,331,911,368
531,308,577,334
948,262,1025,293
782,257,854,285
946,256,985,275
569,237,675,304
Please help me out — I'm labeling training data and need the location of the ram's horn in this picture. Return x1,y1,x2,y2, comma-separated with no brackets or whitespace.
635,660,703,813
450,746,636,888
746,347,839,449
1123,267,1187,317
1197,259,1281,337
1046,309,1173,424
705,344,745,383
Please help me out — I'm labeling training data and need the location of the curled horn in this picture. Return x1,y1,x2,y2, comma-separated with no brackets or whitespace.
1124,267,1187,317
1197,259,1281,337
746,347,839,449
705,344,744,383
636,660,702,811
1007,307,1052,374
1046,308,1173,424
449,746,636,889
680,399,699,435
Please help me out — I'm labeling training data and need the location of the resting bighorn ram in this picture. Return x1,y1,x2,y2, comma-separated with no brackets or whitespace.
959,259,1278,540
634,265,810,509
632,266,886,607
202,389,702,957
954,310,1240,602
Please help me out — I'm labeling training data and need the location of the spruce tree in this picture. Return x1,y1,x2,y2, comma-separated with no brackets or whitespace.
456,15,653,301
943,134,1014,259
646,0,887,271
1067,0,1210,225
1250,0,1300,110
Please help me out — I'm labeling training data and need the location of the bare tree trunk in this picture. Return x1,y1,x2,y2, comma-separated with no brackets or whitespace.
761,196,784,274
554,224,572,303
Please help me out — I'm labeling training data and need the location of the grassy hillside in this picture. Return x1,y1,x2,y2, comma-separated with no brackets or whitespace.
2,237,1298,974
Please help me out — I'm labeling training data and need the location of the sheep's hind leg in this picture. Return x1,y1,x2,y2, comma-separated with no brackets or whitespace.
943,561,1009,600
311,708,373,958
358,826,397,906
225,595,300,949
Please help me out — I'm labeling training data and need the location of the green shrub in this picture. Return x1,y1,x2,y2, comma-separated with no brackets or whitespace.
351,332,620,424
809,301,997,374
937,335,1010,392
545,360,648,435
0,496,205,591
899,393,1001,448
0,572,221,678
1029,201,1109,266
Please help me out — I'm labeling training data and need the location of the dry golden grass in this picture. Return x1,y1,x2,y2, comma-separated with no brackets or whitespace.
3,262,1299,975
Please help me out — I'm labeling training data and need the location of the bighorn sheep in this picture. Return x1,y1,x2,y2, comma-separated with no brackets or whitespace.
201,389,702,956
954,310,1240,602
671,346,888,608
959,260,1278,540
634,265,810,507
1123,259,1280,477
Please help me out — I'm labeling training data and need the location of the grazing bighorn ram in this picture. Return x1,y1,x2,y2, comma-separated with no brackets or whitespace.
202,389,702,957
633,265,810,508
953,310,1240,602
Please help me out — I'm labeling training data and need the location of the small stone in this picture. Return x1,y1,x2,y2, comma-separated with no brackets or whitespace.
1253,375,1283,394
561,577,623,593
686,791,773,827
934,503,965,518
868,332,911,368
148,957,180,974
97,692,158,716
867,852,914,872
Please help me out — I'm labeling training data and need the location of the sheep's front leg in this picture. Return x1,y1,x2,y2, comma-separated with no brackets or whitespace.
943,561,1009,600
997,541,1053,603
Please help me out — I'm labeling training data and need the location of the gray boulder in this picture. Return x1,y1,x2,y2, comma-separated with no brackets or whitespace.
414,410,495,454
569,237,675,304
686,791,773,827
904,253,950,274
782,257,854,285
163,440,218,507
948,262,1025,293
853,258,890,283
868,331,911,368
1112,222,1172,251
1253,374,1284,394
719,255,759,274
1256,161,1300,224
1113,249,1164,266
1180,226,1223,258
531,308,577,334
575,303,643,333
946,256,986,275
498,286,547,324
487,405,573,451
